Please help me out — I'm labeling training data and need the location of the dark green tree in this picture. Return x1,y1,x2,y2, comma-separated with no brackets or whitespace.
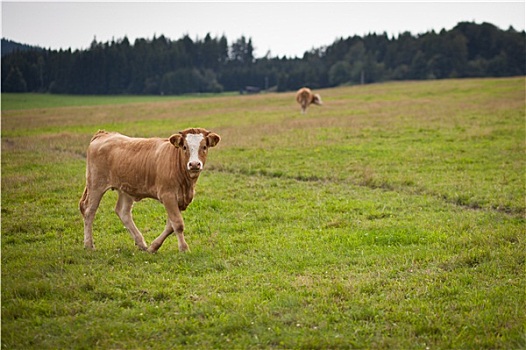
3,66,27,92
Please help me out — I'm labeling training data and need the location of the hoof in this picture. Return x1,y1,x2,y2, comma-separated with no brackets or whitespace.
179,244,190,252
137,244,148,251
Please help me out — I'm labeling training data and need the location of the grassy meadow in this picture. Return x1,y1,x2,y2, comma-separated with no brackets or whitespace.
1,77,525,349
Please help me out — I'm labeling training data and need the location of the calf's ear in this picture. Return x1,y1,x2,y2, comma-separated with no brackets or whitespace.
170,134,185,148
207,133,221,148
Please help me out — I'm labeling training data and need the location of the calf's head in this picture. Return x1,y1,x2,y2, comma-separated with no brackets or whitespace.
312,94,323,106
170,128,221,178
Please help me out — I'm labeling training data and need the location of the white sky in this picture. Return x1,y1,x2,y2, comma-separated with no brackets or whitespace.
2,1,525,58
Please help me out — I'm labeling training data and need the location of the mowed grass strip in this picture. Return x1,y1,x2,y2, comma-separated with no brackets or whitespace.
1,92,237,111
2,77,525,349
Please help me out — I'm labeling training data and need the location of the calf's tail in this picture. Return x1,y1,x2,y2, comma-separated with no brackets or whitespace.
79,187,88,216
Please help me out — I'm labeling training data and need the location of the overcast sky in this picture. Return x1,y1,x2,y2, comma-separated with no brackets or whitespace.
2,1,525,58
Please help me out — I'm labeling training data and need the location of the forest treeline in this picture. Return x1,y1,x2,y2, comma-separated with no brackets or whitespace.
2,21,524,95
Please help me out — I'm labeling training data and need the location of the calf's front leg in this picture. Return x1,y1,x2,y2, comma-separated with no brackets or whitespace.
148,197,189,253
148,219,173,253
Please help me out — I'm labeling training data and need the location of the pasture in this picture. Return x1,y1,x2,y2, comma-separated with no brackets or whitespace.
1,77,525,349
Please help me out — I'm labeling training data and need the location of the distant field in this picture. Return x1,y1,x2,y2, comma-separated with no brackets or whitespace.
2,77,524,349
1,92,236,111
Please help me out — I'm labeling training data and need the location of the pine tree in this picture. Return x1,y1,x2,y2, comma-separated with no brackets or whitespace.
3,66,27,92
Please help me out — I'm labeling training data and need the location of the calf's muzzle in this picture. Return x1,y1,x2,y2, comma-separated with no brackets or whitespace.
188,161,202,171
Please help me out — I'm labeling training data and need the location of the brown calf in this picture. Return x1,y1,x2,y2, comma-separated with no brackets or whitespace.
79,128,221,253
296,87,322,113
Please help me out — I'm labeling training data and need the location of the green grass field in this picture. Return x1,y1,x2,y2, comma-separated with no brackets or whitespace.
2,77,525,349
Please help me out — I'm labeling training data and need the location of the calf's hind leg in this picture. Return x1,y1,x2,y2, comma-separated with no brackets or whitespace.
115,192,148,251
79,187,105,250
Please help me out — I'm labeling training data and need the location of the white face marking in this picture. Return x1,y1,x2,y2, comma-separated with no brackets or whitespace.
186,133,204,170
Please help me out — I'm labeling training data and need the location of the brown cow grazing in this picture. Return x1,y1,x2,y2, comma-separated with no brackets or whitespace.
296,87,322,114
79,128,221,253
